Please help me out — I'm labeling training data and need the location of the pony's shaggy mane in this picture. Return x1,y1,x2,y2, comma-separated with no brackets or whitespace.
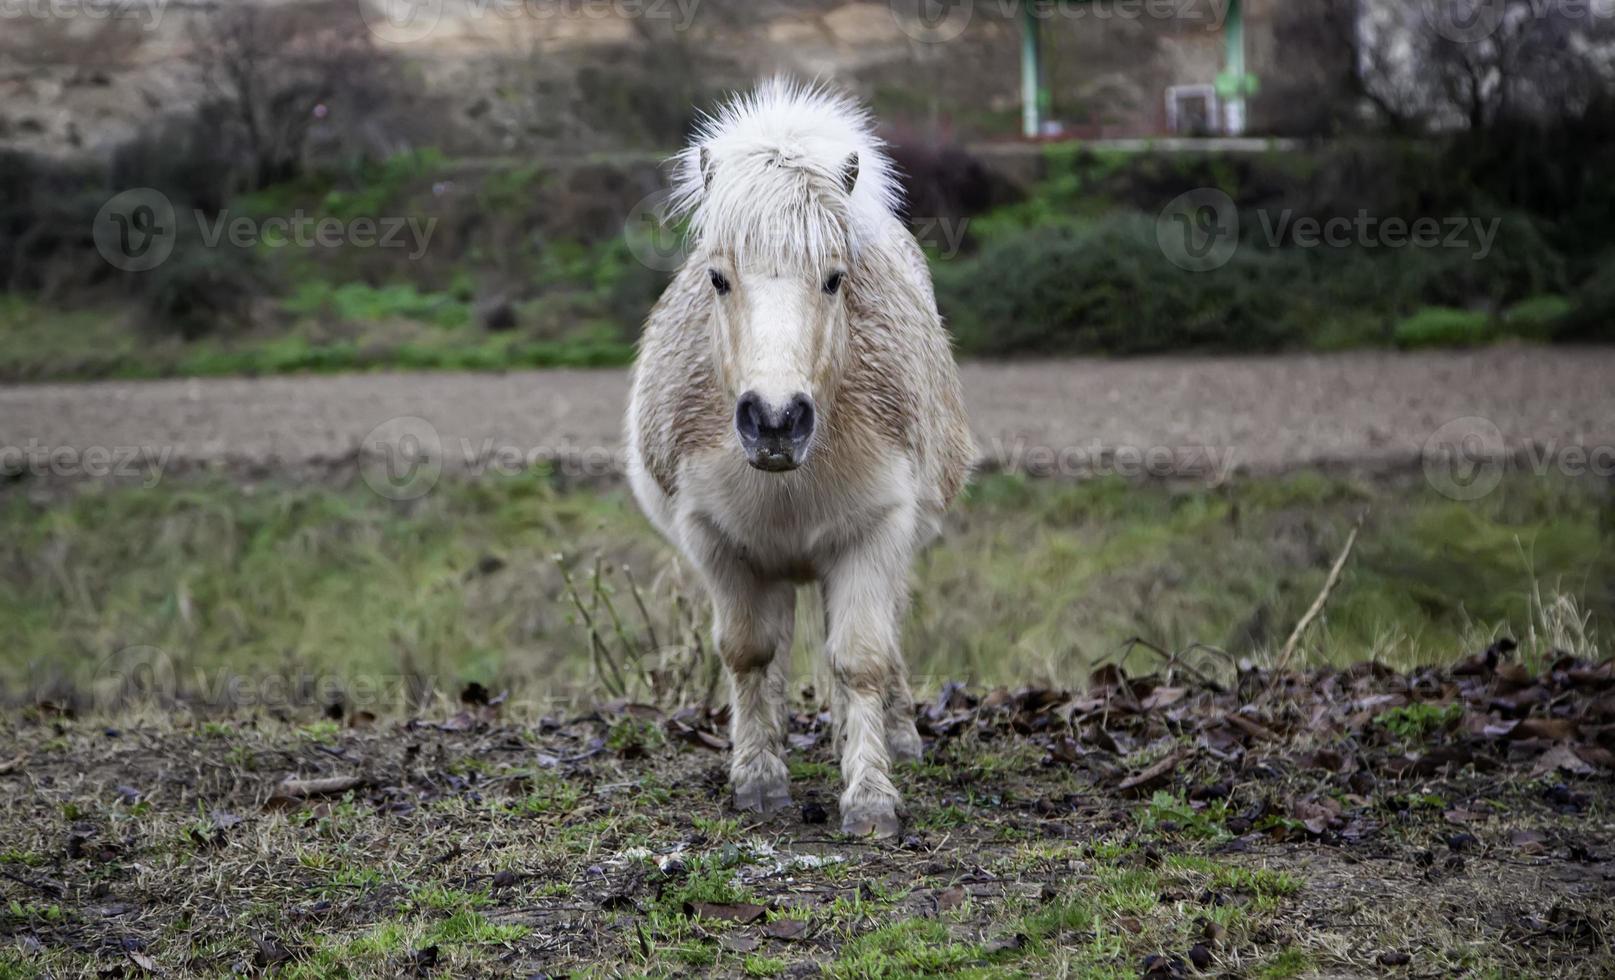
668,79,902,272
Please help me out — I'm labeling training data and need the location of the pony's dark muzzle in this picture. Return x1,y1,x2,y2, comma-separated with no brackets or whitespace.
735,390,816,472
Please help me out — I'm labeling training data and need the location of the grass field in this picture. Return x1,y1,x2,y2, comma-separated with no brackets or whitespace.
4,468,1611,715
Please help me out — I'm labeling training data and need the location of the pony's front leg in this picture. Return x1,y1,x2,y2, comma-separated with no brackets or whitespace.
709,570,796,814
824,521,913,838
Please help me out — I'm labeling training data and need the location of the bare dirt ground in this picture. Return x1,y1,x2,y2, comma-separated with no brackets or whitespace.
3,654,1612,978
3,348,1613,482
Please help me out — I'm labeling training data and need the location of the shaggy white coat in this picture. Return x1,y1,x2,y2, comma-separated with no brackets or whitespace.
626,80,974,836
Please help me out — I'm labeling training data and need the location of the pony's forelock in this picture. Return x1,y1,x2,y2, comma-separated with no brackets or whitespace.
668,79,901,271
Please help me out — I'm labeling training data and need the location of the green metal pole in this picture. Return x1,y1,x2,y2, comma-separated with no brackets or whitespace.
1224,0,1245,135
1021,2,1041,138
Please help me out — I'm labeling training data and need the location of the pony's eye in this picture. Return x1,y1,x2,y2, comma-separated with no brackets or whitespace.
708,269,731,295
823,272,845,295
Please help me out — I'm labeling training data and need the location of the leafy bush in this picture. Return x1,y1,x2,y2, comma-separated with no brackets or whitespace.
1393,308,1493,349
1554,260,1615,343
935,216,1300,356
1503,295,1573,338
135,237,265,341
285,281,469,329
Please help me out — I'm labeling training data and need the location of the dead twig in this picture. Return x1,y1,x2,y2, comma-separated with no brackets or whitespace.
1120,636,1218,690
1275,517,1364,673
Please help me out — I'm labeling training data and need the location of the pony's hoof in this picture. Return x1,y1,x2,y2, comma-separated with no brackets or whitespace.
840,805,901,839
733,779,792,814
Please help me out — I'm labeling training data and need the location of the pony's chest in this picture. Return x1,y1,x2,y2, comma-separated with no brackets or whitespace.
682,454,912,577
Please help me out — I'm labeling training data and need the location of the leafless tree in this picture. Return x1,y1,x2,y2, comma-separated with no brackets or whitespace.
188,0,397,189
1267,0,1614,135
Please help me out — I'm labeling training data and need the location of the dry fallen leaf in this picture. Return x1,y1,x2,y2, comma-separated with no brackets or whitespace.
720,933,761,953
933,885,967,912
1141,687,1187,711
264,775,364,810
127,950,159,973
762,918,809,941
1118,750,1182,796
682,901,768,924
1530,744,1595,779
1510,717,1578,741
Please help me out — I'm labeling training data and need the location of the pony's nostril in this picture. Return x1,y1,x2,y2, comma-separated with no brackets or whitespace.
787,394,816,440
735,391,764,441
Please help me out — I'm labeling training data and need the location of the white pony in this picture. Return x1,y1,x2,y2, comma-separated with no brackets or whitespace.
626,80,974,837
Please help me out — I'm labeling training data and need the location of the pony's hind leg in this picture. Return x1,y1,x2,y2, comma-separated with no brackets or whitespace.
884,670,923,764
713,575,796,814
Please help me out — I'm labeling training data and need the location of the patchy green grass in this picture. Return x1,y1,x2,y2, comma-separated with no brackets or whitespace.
3,468,1611,712
0,671,1611,978
1376,702,1465,740
0,296,634,383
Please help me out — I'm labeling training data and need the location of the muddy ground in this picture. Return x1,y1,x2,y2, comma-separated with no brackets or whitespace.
3,654,1612,979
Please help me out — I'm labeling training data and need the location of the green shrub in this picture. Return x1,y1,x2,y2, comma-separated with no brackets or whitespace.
136,234,266,341
285,281,469,329
935,216,1301,356
1502,294,1573,338
1393,307,1494,349
1554,260,1615,342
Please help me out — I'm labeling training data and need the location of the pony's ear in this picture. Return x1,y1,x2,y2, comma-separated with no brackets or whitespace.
699,146,716,191
839,152,859,195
